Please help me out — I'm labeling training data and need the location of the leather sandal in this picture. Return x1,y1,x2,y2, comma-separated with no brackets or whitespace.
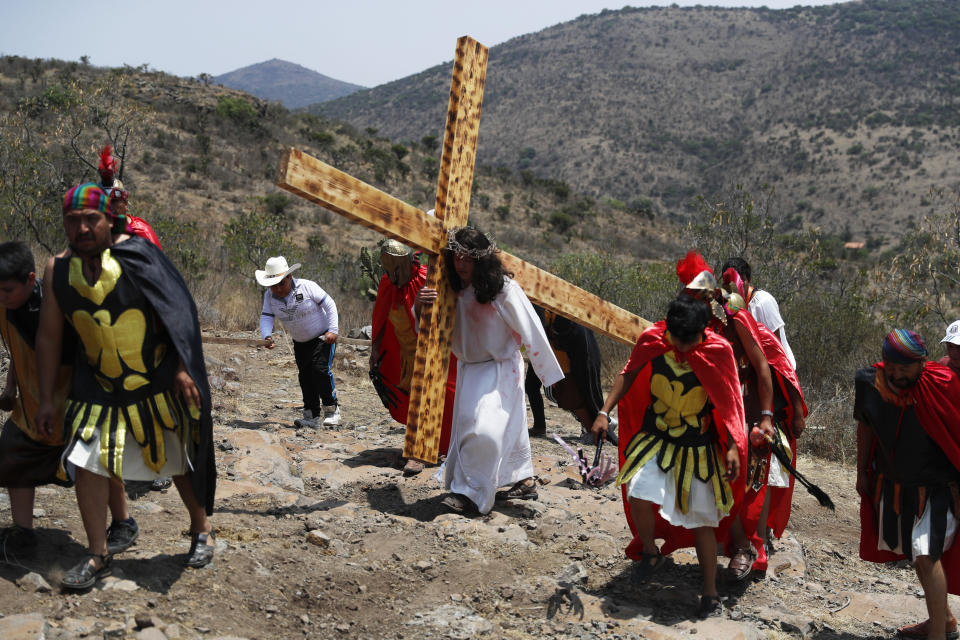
630,550,667,584
186,531,215,568
402,459,424,477
897,616,959,639
441,493,477,514
62,553,112,590
696,594,723,619
727,545,757,582
495,477,538,501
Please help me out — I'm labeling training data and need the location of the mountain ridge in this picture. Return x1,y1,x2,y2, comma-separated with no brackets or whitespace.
215,58,364,108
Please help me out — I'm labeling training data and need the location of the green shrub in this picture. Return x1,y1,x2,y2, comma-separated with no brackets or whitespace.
215,96,258,128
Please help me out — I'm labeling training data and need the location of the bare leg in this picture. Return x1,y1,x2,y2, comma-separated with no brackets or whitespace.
915,555,949,639
107,478,129,522
628,497,657,552
75,468,109,569
8,487,35,529
173,475,211,534
757,489,773,545
728,514,752,551
694,526,719,597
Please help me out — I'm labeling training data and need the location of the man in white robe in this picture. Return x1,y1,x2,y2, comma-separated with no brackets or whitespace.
418,227,563,514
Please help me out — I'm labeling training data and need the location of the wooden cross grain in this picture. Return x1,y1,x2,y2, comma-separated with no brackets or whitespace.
277,36,651,464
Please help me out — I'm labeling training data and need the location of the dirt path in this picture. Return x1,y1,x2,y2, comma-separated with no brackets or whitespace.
0,336,949,639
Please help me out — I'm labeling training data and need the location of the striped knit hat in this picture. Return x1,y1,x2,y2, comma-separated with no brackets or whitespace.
882,328,928,364
62,182,110,215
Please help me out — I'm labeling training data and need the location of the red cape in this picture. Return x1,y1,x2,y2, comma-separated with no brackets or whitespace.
859,361,960,594
371,266,455,455
126,215,162,249
618,322,747,561
741,320,808,567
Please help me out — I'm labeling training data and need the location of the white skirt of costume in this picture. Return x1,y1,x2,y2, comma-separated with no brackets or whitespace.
878,495,958,558
627,455,724,529
65,427,187,481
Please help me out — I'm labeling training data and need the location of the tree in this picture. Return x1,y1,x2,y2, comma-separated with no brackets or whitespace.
222,204,298,274
883,188,960,331
0,73,150,254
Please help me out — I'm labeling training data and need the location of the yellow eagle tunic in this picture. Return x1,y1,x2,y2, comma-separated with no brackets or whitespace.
617,350,734,526
53,250,195,479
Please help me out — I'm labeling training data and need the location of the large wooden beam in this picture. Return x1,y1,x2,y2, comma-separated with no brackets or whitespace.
277,149,446,254
405,36,489,463
499,255,651,345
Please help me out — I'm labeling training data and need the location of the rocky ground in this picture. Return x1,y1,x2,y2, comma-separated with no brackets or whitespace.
0,334,953,640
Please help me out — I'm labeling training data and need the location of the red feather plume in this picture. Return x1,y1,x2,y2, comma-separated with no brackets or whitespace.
676,250,712,286
98,145,116,184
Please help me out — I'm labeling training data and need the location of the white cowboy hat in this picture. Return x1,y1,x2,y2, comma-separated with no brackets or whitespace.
255,256,301,287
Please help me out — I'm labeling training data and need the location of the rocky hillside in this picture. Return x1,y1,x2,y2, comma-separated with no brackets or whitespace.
314,0,960,242
214,59,364,108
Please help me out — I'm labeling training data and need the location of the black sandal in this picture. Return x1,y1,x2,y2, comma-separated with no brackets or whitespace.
62,553,112,590
495,477,538,501
630,550,667,584
186,531,215,568
696,594,723,618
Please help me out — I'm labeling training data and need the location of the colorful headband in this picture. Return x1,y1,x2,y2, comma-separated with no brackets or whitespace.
63,182,109,215
882,329,927,364
446,227,497,259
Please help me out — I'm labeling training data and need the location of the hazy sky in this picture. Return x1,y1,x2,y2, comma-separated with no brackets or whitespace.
3,1,845,87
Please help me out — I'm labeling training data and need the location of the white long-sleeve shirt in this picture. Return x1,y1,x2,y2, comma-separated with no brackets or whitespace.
260,278,339,343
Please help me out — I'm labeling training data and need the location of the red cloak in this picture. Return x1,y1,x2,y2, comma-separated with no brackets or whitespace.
371,265,455,455
618,322,747,561
743,321,808,557
723,310,808,570
858,361,960,594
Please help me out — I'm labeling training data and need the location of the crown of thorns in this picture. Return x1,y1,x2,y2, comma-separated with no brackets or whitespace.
446,227,498,258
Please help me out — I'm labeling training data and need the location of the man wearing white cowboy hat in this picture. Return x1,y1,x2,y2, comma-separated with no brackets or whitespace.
940,320,960,377
257,256,340,427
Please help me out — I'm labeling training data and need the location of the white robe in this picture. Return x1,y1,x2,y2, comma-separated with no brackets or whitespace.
444,278,564,514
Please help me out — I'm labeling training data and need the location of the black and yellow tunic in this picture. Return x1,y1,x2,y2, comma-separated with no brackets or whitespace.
616,350,734,515
53,248,196,479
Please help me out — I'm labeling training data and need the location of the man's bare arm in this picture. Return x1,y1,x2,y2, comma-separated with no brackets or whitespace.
35,257,65,436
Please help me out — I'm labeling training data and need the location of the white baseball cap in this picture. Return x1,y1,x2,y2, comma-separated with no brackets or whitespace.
941,320,960,345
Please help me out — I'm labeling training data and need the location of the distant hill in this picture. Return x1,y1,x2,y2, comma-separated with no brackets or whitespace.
215,59,364,108
313,0,960,241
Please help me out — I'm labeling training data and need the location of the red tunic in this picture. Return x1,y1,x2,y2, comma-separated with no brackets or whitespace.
371,266,455,455
618,322,747,561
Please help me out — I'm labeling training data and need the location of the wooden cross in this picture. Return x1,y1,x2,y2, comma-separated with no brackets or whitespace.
277,36,651,464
